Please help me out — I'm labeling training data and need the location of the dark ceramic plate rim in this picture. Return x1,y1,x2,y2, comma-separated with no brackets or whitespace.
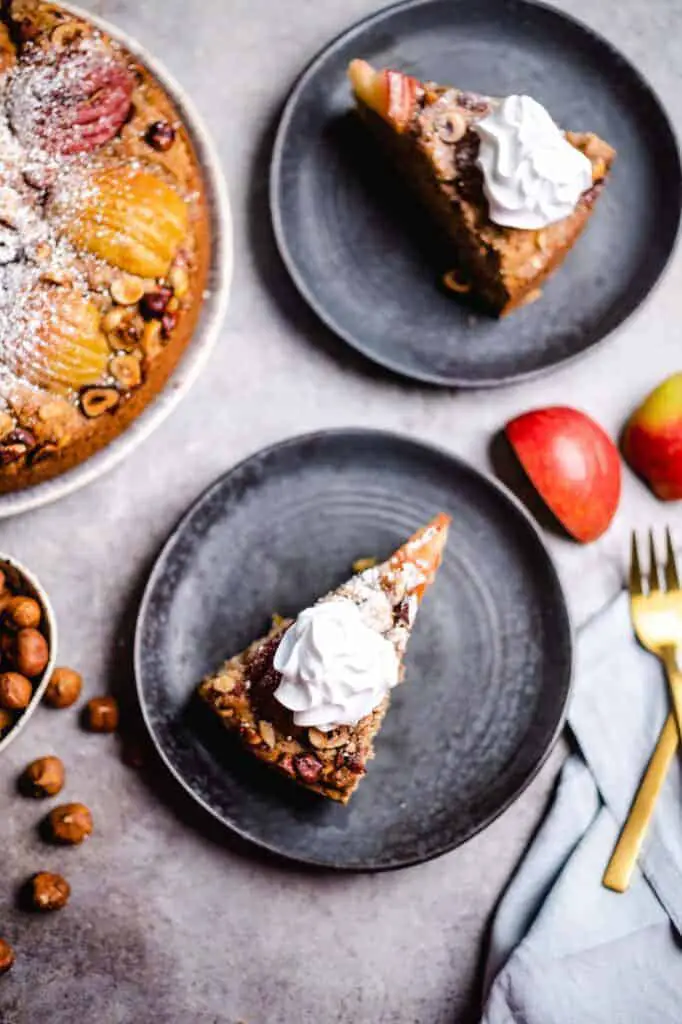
270,0,682,389
134,429,574,871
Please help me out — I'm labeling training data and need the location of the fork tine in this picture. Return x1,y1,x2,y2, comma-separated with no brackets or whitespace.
630,531,644,596
665,527,680,591
648,529,662,592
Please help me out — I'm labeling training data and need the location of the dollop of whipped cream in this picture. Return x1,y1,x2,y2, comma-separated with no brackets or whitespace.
473,95,593,230
273,598,399,732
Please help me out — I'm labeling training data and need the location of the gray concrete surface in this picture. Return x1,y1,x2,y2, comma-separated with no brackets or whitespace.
1,0,682,1021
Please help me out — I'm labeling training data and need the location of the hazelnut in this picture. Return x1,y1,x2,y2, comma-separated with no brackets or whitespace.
80,386,120,419
0,672,32,710
6,428,36,450
0,938,15,974
29,872,70,911
110,275,145,306
47,802,93,845
336,750,365,774
14,628,49,678
145,120,176,152
40,265,73,287
442,269,471,294
21,755,65,797
141,287,172,319
85,695,119,733
437,112,466,143
5,595,41,630
0,707,14,733
44,666,82,709
0,442,26,465
102,306,126,335
110,353,142,390
29,442,59,466
103,310,143,352
51,21,88,50
308,727,347,750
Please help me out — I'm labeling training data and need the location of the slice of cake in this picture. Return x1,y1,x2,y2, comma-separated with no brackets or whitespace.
199,513,450,803
348,60,615,316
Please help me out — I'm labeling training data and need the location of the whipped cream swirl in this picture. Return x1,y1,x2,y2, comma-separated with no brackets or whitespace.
273,598,399,732
473,94,593,230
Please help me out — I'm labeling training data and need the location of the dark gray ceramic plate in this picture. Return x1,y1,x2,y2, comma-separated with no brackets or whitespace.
135,430,572,870
270,0,681,387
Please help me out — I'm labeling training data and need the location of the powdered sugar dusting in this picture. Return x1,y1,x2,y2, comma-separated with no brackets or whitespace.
8,33,133,158
0,26,132,402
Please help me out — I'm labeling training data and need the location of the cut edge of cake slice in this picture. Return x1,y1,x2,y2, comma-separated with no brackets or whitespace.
348,59,616,316
198,513,451,804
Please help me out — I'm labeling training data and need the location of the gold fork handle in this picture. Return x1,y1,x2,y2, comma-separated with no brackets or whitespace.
663,647,682,741
603,711,678,892
604,652,682,892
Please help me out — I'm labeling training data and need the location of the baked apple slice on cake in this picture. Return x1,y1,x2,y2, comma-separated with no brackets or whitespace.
348,59,615,316
199,513,450,803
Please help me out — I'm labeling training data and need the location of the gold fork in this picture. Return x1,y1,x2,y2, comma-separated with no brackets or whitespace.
603,528,682,893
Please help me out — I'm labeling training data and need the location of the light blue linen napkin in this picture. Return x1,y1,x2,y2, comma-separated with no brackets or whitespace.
482,592,682,1024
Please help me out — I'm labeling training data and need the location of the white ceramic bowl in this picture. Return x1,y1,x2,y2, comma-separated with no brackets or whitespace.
0,3,233,519
0,555,58,755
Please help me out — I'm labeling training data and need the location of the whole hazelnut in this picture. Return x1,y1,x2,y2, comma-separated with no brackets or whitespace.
44,666,82,709
21,755,65,798
14,628,49,678
0,671,32,709
5,595,41,630
47,802,93,844
0,938,15,974
85,695,119,733
0,707,13,733
29,872,70,911
145,120,175,152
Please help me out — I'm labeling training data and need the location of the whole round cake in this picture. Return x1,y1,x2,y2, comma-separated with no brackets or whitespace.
0,0,210,493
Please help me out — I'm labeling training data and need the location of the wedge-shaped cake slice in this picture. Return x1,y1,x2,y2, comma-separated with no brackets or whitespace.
199,513,450,803
348,60,615,316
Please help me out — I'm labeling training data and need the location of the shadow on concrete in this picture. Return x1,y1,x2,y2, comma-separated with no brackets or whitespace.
245,101,418,390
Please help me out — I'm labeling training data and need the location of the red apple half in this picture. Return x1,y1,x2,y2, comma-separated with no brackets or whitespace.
505,406,621,543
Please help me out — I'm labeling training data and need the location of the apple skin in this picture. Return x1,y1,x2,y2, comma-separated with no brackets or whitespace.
348,60,418,132
506,406,621,543
623,373,682,500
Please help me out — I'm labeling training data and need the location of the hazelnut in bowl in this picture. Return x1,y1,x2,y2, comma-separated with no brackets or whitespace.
0,556,57,755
